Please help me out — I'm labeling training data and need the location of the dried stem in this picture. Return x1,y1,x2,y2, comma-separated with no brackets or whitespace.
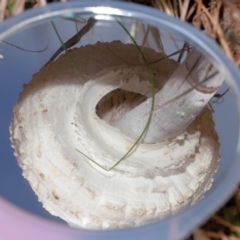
186,3,196,20
212,215,240,233
45,17,97,65
0,0,6,22
180,0,190,20
149,26,165,53
152,0,177,17
200,4,233,60
12,0,25,15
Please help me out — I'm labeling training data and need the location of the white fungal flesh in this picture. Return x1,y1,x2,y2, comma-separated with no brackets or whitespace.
10,41,220,229
113,50,225,143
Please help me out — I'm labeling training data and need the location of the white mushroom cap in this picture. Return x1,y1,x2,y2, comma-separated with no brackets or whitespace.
10,41,220,229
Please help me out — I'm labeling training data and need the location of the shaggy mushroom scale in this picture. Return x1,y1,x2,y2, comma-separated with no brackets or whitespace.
10,41,220,229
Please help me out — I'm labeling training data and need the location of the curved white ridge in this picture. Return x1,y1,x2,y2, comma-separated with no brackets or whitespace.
10,41,220,229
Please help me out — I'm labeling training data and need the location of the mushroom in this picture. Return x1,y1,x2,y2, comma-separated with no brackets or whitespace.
10,41,223,229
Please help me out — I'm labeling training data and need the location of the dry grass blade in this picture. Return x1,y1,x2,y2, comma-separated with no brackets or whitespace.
193,0,202,28
141,25,165,53
222,0,240,23
209,0,222,33
27,0,46,8
141,25,150,49
186,2,196,20
180,0,190,20
212,215,240,233
200,4,233,61
235,58,240,67
36,0,47,7
178,0,183,14
12,0,25,15
149,45,192,64
193,228,211,240
205,230,230,239
0,0,6,22
152,0,235,63
45,17,97,65
201,11,216,39
152,0,177,17
149,26,165,53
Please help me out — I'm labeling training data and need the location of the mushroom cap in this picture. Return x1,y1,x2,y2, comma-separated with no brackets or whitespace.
10,41,220,229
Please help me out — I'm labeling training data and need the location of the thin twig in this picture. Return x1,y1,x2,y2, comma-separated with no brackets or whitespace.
45,17,97,65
